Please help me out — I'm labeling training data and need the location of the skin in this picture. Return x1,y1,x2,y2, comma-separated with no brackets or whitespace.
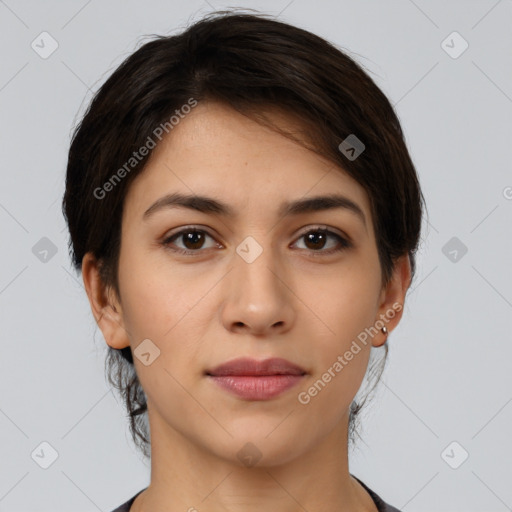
82,101,411,512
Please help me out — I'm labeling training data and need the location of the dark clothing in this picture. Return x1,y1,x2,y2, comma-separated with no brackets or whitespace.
111,476,401,511
355,476,402,512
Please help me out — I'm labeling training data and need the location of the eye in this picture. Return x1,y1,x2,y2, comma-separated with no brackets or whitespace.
161,226,352,257
162,227,220,255
292,227,352,256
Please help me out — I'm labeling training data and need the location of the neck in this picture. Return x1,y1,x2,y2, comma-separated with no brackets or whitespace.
130,405,377,512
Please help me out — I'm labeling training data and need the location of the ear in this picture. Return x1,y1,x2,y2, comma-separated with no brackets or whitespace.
372,254,412,348
81,252,130,349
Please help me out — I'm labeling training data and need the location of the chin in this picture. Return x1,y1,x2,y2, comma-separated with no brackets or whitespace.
212,424,312,469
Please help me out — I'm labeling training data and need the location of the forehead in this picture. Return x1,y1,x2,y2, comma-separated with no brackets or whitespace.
123,101,373,226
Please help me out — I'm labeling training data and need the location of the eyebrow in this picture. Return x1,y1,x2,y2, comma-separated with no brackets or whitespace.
143,192,367,228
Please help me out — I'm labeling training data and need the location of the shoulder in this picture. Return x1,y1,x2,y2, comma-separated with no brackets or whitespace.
109,488,146,512
352,475,402,512
111,481,402,512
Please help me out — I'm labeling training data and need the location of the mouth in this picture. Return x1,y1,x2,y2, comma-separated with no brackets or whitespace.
205,357,307,400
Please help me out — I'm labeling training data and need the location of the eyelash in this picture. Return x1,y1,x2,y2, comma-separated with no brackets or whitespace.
161,226,352,257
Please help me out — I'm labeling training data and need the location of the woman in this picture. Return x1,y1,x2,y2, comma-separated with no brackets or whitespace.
63,11,424,512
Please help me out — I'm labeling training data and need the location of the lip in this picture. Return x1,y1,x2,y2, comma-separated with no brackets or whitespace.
206,357,307,400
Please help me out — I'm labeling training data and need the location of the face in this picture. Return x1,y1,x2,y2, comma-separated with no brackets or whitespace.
86,101,408,468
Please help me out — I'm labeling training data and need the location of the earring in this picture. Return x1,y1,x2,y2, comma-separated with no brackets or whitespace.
381,326,388,335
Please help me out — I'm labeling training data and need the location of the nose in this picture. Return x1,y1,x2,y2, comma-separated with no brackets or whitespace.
220,241,295,337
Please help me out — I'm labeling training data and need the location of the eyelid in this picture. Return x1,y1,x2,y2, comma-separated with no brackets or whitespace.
163,224,350,241
294,224,351,243
161,224,353,255
290,226,353,255
161,225,220,247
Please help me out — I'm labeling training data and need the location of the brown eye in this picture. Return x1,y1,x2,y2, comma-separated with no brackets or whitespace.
179,230,206,250
293,228,351,255
303,231,328,250
163,228,218,254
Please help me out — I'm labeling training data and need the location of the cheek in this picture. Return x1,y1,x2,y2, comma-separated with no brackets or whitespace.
117,247,205,340
312,268,380,344
116,252,220,395
116,257,209,408
298,284,377,423
303,263,380,396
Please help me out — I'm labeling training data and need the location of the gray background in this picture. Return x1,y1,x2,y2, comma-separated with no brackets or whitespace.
1,1,511,511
